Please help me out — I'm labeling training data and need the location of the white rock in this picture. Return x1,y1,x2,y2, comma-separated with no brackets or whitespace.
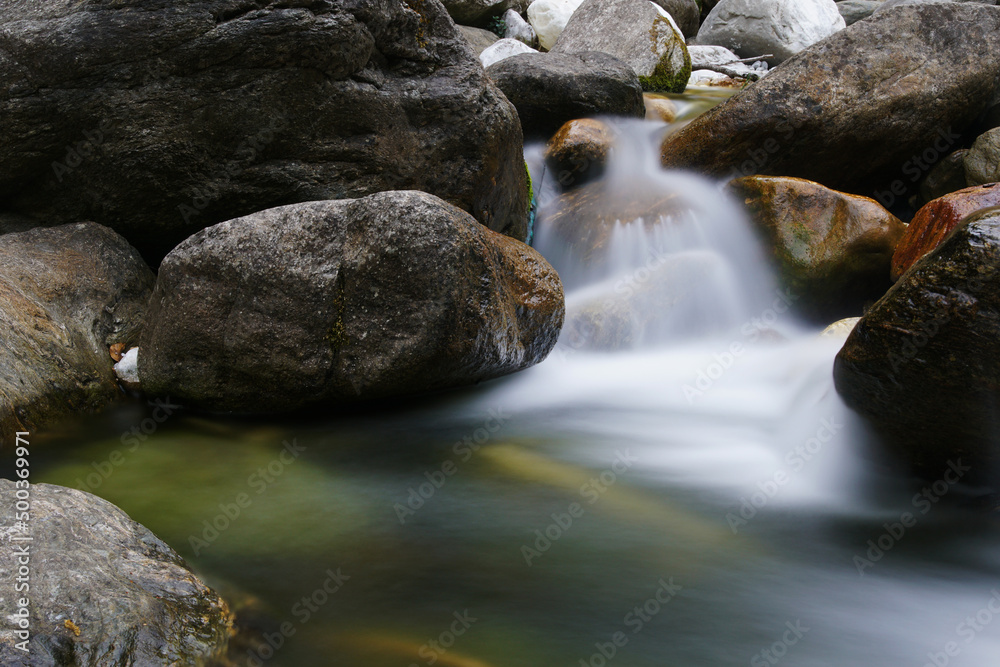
688,44,763,77
821,317,861,338
688,69,736,86
504,9,538,46
527,0,586,50
480,38,538,68
114,347,140,387
696,0,846,66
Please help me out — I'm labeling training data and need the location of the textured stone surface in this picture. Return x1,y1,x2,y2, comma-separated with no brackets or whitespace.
891,183,1000,279
0,0,528,259
480,37,537,68
651,0,701,37
442,0,529,26
140,192,565,413
486,51,645,137
834,207,1000,480
545,119,616,189
663,5,1000,197
0,481,230,666
527,0,586,49
0,223,153,441
964,127,1000,186
458,24,501,54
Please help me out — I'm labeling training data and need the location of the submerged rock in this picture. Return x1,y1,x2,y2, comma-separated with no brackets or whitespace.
550,0,691,93
834,207,1000,480
644,95,679,122
0,223,153,441
486,52,645,137
696,0,845,66
545,119,617,189
663,4,1000,197
728,176,905,319
0,0,528,259
964,128,1000,187
140,192,565,413
0,480,231,665
528,0,586,50
891,183,1000,279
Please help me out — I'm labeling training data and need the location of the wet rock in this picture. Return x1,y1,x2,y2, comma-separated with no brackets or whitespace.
919,149,970,205
480,38,538,68
528,0,586,49
0,480,231,666
550,0,691,93
727,176,905,319
645,95,679,122
0,0,528,260
504,8,538,47
891,183,1000,279
834,207,1000,480
663,5,1000,197
139,192,565,413
696,0,846,66
442,0,529,27
689,70,740,87
964,128,1000,187
0,223,153,442
486,52,645,137
458,25,501,55
837,0,884,24
545,119,617,189
821,317,861,338
651,0,702,37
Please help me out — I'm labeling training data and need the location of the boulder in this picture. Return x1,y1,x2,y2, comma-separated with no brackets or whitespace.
442,0,529,26
696,0,846,66
0,480,231,665
545,119,617,189
0,223,153,442
834,207,1000,480
480,38,538,68
727,176,905,319
964,128,1000,187
504,8,539,47
919,149,970,205
662,5,1000,197
689,70,740,87
651,0,702,37
0,0,529,260
528,0,586,50
550,0,691,93
486,52,645,137
837,0,885,24
891,183,1000,279
458,24,502,54
876,0,997,13
688,44,766,79
645,95,680,122
139,192,565,413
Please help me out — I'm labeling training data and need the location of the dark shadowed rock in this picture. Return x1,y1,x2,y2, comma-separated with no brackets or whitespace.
834,207,1000,480
0,0,528,260
0,481,230,666
550,0,691,93
0,223,153,442
442,0,528,26
140,192,564,413
486,51,645,137
651,0,701,37
919,149,969,205
728,176,904,319
891,183,1000,279
663,4,1000,196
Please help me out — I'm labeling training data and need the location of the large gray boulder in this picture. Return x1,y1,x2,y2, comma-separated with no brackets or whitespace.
0,481,231,666
651,0,701,37
663,4,1000,198
0,223,153,442
696,0,846,66
551,0,691,93
834,208,1000,481
0,0,529,260
139,192,565,413
486,51,646,137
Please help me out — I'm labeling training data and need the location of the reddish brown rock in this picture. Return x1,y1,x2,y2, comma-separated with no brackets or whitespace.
728,175,905,319
891,183,1000,280
545,119,617,190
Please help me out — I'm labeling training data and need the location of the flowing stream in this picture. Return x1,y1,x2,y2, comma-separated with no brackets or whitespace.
11,93,1000,667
